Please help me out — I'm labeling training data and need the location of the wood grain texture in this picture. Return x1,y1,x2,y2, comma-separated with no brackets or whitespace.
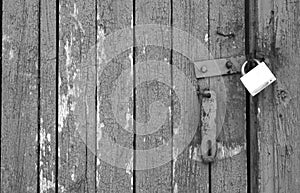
257,0,300,192
96,0,133,192
208,0,247,192
40,0,57,192
58,0,96,192
1,0,39,192
135,0,173,192
173,0,209,192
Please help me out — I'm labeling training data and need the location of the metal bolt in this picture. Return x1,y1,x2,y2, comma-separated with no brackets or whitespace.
201,66,208,73
226,60,233,69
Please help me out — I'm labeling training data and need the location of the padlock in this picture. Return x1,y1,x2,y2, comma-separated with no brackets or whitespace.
240,59,276,96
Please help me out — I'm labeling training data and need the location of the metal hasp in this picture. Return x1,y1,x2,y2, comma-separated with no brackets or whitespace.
200,90,217,163
194,56,246,78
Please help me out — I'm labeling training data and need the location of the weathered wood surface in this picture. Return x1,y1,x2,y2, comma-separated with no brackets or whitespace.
40,0,57,192
208,0,247,192
58,0,96,192
1,0,39,192
96,0,133,192
172,0,209,192
135,0,173,192
256,0,300,192
3,0,299,193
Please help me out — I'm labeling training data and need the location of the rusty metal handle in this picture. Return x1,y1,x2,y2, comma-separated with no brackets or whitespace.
200,90,217,163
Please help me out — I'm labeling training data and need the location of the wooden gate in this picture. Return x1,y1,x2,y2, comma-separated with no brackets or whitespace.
1,0,299,192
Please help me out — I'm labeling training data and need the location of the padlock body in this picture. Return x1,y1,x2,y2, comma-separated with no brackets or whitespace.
240,61,276,96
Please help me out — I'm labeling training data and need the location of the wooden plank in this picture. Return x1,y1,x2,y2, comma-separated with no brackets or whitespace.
58,0,96,192
134,0,173,192
40,0,57,192
257,0,300,192
96,0,133,192
173,0,210,192
1,0,39,192
208,0,247,192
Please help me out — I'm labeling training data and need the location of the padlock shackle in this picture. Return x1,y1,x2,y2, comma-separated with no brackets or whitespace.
241,59,260,76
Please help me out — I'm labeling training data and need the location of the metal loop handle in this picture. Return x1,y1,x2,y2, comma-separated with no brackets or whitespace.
241,59,260,75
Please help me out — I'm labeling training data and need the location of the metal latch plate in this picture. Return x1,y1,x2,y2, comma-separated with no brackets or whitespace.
194,56,246,78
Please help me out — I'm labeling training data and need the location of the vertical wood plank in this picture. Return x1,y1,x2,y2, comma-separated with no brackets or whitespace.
173,0,210,192
1,0,39,192
208,0,247,192
135,0,173,192
58,0,96,192
96,0,133,192
257,0,300,192
40,0,57,191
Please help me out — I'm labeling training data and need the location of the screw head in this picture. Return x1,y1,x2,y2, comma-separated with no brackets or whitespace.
201,66,208,73
226,61,233,69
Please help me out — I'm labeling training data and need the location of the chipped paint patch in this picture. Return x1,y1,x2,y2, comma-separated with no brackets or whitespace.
173,147,179,161
70,3,85,33
129,51,133,76
9,49,14,60
131,14,134,29
58,94,69,132
204,33,209,43
125,155,134,190
191,146,202,162
174,183,178,193
64,37,72,68
59,33,78,132
189,146,193,159
216,142,245,159
96,123,104,150
125,155,133,175
124,112,133,132
40,170,55,192
97,27,106,71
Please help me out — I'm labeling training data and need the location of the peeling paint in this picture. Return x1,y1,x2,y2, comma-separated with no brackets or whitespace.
125,155,134,190
97,27,106,69
174,183,178,193
9,49,14,60
40,170,55,192
59,33,78,133
172,147,179,161
124,112,133,132
191,146,202,162
125,155,133,175
70,3,85,33
97,123,104,150
129,52,133,76
189,146,193,159
58,94,68,133
131,14,134,29
204,33,209,43
216,142,245,159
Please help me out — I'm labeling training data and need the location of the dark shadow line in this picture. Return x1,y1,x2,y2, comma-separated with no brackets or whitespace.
207,0,212,192
0,0,2,184
170,0,174,191
133,0,137,192
37,0,41,192
55,0,59,192
94,0,98,192
245,0,259,193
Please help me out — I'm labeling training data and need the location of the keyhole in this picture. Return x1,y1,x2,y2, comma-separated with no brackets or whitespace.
207,140,212,156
